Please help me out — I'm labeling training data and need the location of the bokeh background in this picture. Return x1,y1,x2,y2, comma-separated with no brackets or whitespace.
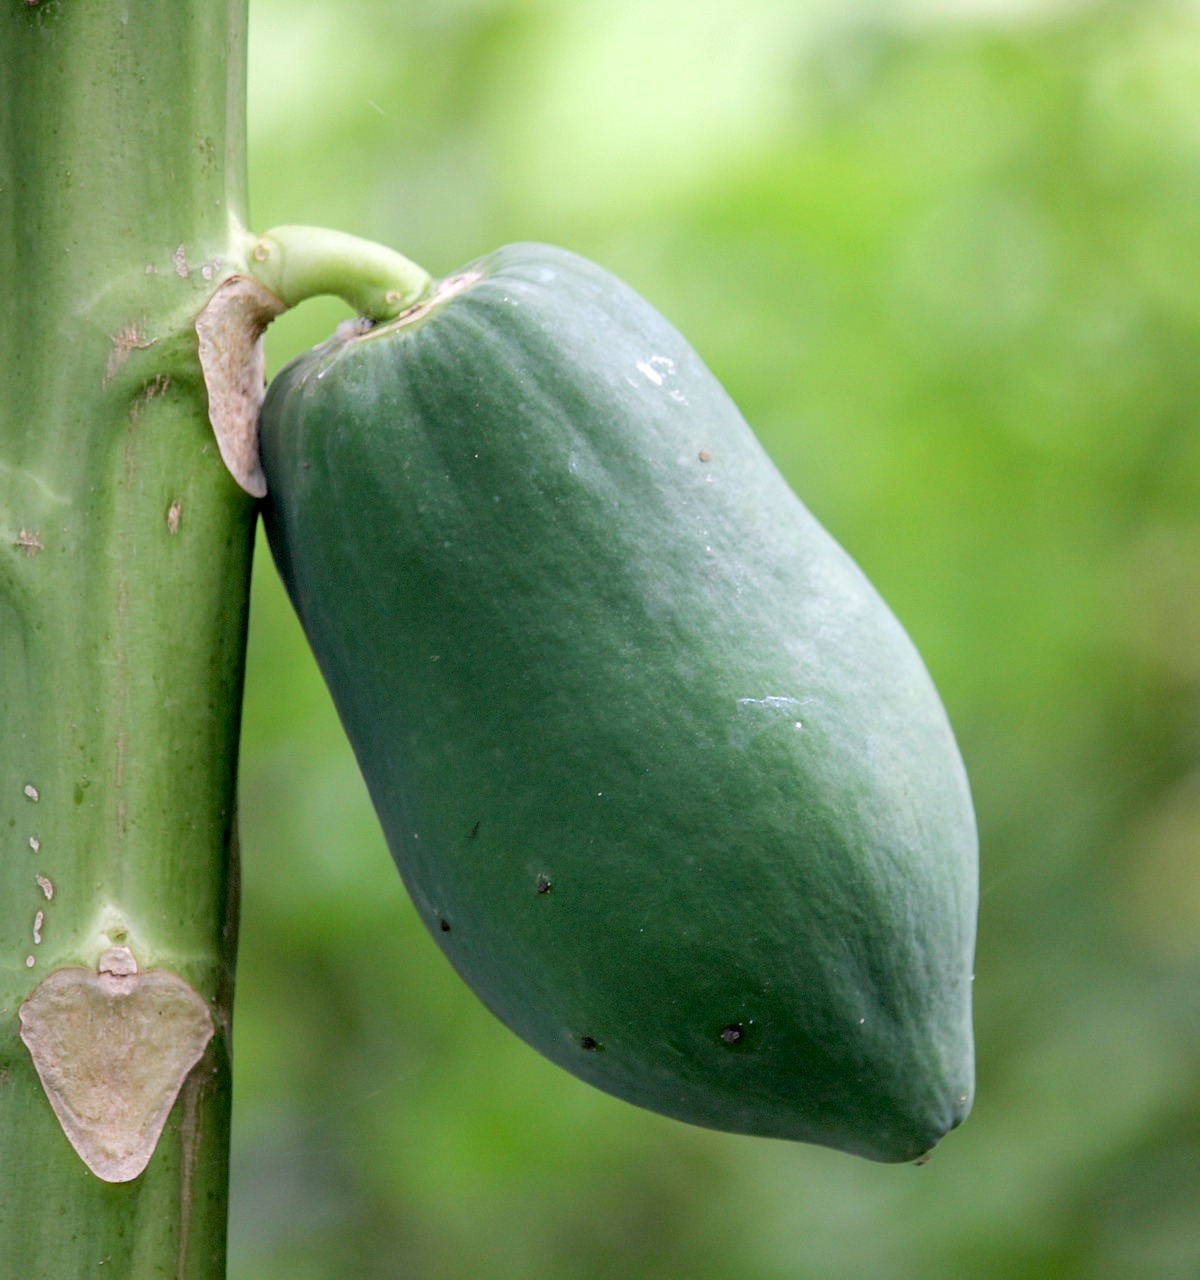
230,1,1200,1276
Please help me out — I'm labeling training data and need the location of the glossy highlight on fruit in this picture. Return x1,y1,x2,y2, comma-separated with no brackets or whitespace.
259,243,978,1162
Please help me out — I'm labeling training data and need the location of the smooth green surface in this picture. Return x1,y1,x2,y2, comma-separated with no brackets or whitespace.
231,2,1200,1277
0,1,252,1274
259,243,976,1162
246,225,432,320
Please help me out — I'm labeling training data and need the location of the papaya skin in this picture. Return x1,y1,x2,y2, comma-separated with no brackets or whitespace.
259,243,977,1162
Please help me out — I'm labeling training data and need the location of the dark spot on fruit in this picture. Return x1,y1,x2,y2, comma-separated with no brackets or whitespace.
579,1035,602,1052
439,919,451,932
535,876,552,895
698,449,712,462
467,820,480,840
719,1023,744,1045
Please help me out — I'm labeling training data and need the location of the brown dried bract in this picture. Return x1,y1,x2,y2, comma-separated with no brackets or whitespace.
19,948,214,1182
195,275,286,498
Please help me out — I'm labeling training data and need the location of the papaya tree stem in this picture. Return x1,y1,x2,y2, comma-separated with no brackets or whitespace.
0,2,252,1275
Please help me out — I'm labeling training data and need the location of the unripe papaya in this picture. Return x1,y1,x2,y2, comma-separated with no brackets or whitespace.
259,243,977,1162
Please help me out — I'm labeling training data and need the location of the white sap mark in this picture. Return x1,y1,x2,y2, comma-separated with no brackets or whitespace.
172,245,190,279
25,956,35,969
334,317,370,341
636,355,676,386
636,355,685,402
23,784,39,802
166,500,182,535
19,947,215,1183
29,836,40,853
200,263,215,282
36,876,53,900
737,696,803,712
566,447,605,486
33,911,43,945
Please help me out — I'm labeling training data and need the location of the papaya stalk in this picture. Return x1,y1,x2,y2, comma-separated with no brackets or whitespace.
0,3,252,1274
242,225,431,321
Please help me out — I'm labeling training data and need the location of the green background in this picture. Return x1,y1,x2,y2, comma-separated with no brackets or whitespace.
230,1,1200,1276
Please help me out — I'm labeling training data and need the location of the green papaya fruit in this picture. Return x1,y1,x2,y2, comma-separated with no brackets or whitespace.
259,242,977,1163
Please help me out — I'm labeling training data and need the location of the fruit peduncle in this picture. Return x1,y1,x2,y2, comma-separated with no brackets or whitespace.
242,225,432,322
197,227,432,497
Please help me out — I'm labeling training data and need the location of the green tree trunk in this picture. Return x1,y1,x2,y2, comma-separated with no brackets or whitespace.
0,1,252,1274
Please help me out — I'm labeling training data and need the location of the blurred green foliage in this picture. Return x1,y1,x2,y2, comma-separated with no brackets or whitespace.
231,1,1200,1276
